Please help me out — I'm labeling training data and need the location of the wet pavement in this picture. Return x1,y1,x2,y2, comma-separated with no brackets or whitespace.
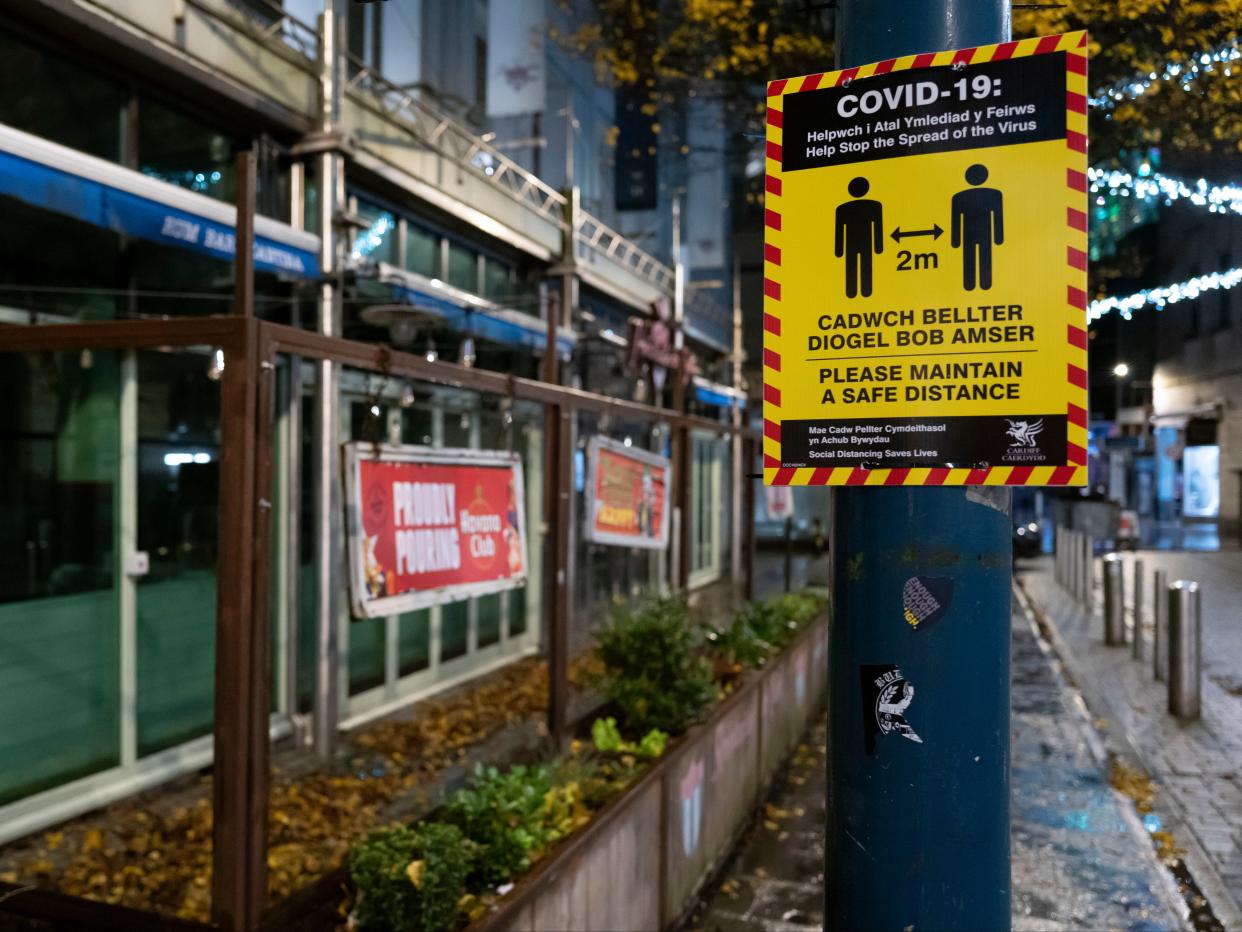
684,717,827,932
1021,554,1242,929
685,590,1186,932
1010,594,1184,931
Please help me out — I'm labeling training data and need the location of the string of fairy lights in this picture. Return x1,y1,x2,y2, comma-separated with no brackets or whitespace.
1086,36,1242,321
1089,267,1242,322
1089,35,1241,110
1089,166,1242,218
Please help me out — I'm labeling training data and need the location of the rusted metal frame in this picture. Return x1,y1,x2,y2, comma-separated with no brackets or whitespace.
672,363,692,591
0,883,212,932
540,292,570,748
210,316,268,932
742,436,757,603
0,316,244,352
248,324,278,924
542,404,572,749
261,322,753,438
233,150,257,318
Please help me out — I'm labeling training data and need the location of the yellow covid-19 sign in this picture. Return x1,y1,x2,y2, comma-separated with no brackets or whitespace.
763,33,1088,487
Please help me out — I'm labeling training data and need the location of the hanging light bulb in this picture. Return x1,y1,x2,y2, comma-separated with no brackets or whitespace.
424,335,438,363
458,335,476,368
207,348,225,381
79,348,93,370
400,381,416,408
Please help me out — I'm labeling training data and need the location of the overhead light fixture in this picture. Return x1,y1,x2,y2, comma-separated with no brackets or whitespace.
359,303,439,348
1113,362,1130,377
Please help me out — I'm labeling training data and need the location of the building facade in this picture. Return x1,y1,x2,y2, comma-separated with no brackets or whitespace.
0,0,752,842
1149,202,1242,536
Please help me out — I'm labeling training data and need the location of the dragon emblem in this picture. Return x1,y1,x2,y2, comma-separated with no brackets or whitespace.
1005,418,1044,447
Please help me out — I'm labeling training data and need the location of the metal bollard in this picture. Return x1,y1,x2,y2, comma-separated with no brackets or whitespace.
1074,531,1085,600
1082,534,1095,605
1072,530,1084,601
1102,554,1125,645
1054,528,1062,584
1132,558,1144,660
1153,569,1169,682
1168,580,1201,720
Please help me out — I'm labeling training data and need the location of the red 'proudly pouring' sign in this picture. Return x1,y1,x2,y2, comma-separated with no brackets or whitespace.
344,444,527,618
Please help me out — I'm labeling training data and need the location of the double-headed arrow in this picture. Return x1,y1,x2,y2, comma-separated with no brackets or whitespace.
890,223,943,242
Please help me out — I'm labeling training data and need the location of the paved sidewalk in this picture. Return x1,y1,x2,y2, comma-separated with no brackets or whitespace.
1010,594,1184,931
685,719,827,932
685,595,1184,931
1020,554,1242,929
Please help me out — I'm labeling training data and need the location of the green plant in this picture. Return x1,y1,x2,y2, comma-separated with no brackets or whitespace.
348,823,471,932
594,596,715,736
444,764,551,890
708,591,825,671
635,728,668,758
772,591,826,626
591,716,668,758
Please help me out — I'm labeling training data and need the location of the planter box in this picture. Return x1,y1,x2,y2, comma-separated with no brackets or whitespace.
475,615,828,932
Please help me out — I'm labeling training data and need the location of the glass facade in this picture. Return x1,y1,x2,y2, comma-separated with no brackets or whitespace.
0,7,741,842
405,222,440,278
138,96,238,202
571,412,668,649
0,31,124,162
135,350,221,755
446,241,479,293
0,350,121,803
333,371,545,718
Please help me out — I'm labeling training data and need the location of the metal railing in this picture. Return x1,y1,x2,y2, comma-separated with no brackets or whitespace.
573,210,675,291
344,53,569,226
203,0,320,63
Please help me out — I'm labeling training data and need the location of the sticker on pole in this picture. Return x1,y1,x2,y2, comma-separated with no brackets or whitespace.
763,33,1088,487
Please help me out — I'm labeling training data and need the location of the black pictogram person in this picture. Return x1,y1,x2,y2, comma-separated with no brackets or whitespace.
835,177,883,299
951,164,1004,291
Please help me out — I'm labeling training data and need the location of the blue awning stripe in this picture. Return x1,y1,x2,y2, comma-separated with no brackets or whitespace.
390,282,574,356
0,148,320,278
694,384,747,409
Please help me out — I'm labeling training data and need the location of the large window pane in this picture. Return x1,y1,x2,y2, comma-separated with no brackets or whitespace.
508,584,527,637
0,32,124,162
440,601,468,662
405,223,440,278
0,350,121,802
347,396,386,694
482,258,512,303
397,609,430,676
138,96,238,203
477,593,501,648
0,198,123,320
446,242,478,292
135,350,220,756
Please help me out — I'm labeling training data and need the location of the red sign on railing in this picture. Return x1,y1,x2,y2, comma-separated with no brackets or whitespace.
584,436,671,549
344,444,527,618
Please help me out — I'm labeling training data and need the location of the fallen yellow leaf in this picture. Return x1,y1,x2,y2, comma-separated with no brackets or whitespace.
405,859,425,889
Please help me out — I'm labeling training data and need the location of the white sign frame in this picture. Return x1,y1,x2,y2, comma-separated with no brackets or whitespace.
344,443,528,619
583,435,672,550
